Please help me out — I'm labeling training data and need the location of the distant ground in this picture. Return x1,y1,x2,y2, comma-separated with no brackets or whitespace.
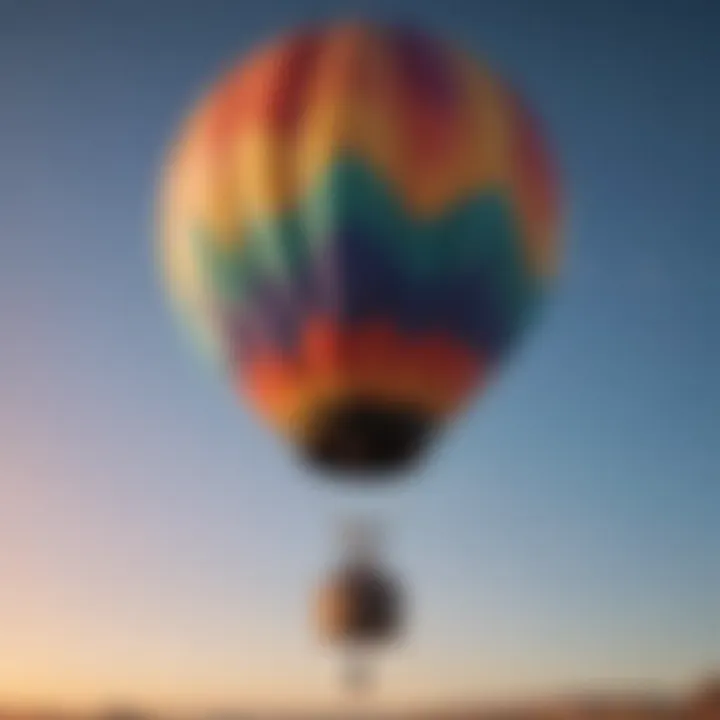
0,675,718,719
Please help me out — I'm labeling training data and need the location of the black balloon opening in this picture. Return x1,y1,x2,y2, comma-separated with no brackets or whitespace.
299,398,436,475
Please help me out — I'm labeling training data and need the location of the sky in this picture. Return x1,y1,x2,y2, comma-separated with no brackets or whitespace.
0,0,718,713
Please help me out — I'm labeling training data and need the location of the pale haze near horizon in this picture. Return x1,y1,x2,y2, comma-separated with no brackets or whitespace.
0,0,718,712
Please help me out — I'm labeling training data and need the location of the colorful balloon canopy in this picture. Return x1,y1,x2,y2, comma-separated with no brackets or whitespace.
159,22,561,472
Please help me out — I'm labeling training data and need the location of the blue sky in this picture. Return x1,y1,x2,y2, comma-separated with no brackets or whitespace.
0,0,718,711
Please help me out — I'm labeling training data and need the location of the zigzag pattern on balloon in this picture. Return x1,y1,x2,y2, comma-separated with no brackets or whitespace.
172,23,559,267
190,156,543,433
201,156,541,362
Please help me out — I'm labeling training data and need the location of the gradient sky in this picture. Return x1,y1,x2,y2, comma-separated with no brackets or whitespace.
1,0,718,713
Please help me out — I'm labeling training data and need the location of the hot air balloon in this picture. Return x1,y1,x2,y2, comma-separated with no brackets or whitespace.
158,21,562,478
315,520,404,692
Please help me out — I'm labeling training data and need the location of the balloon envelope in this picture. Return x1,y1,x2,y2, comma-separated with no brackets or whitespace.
159,22,561,471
